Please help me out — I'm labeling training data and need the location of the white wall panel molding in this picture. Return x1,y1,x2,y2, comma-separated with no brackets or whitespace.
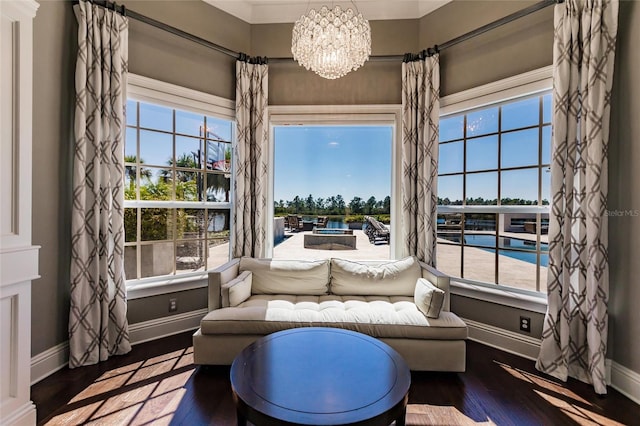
0,1,39,424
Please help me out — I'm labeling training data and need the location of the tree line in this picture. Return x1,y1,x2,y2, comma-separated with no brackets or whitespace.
275,194,391,216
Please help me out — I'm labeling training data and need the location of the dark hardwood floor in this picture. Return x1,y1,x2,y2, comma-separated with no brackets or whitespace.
32,331,639,425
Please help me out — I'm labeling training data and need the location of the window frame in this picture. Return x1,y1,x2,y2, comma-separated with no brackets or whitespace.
439,66,553,313
125,74,235,300
267,104,403,260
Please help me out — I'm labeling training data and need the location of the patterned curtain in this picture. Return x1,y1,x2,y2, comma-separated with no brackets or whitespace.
536,0,619,394
234,56,269,258
401,53,440,265
69,1,131,368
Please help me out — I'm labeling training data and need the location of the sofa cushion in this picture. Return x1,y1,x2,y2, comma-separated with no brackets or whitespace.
239,257,330,295
221,271,252,307
414,278,445,318
199,294,467,340
330,257,421,296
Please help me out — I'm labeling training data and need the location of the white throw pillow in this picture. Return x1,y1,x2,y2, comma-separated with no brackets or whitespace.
239,257,330,295
330,256,421,296
221,271,252,307
414,277,445,319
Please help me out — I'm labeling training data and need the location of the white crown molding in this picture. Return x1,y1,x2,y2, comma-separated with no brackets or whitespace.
204,0,452,24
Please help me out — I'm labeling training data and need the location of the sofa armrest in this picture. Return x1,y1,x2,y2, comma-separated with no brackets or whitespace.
208,258,241,311
418,261,451,311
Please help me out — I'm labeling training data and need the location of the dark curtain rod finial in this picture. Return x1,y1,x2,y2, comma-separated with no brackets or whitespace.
237,53,268,65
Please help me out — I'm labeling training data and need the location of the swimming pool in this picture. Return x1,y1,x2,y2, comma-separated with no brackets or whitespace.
438,233,549,266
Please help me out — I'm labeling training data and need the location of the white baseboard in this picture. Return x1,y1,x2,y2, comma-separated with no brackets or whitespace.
128,308,207,345
30,341,69,385
30,313,640,405
30,309,207,385
463,318,640,404
0,401,37,426
609,360,640,405
462,318,542,361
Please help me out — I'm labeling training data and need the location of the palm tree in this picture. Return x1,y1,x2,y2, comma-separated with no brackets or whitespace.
365,196,377,215
291,195,303,214
349,196,363,214
305,194,316,214
335,195,345,213
124,155,152,189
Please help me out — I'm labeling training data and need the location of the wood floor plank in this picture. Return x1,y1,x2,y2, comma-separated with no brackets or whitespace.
32,331,639,425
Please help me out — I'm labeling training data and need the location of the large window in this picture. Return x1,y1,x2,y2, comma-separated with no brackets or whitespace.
269,106,401,260
437,84,551,294
124,87,233,283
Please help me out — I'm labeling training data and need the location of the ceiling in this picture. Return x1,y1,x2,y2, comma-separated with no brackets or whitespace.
203,0,453,24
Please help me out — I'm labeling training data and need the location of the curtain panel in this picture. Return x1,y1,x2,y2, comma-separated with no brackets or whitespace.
536,0,619,394
401,54,440,265
69,1,131,368
234,59,269,258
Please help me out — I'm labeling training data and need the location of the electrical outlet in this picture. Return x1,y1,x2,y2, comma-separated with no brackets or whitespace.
169,298,178,312
520,316,531,332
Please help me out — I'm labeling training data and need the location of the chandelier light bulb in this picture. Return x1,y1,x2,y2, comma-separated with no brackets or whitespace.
291,5,371,79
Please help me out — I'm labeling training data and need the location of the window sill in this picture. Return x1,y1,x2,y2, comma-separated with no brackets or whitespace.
126,273,208,300
450,280,548,314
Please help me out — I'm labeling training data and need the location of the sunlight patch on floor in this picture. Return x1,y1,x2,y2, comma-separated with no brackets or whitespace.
495,361,626,426
496,361,592,406
405,404,496,425
533,390,625,426
44,347,195,426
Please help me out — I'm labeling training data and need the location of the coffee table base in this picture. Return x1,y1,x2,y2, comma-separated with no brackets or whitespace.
233,393,407,426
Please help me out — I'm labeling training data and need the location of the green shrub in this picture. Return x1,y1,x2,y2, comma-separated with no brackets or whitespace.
344,215,364,223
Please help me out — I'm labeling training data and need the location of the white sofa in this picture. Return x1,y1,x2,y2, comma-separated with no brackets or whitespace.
193,256,468,372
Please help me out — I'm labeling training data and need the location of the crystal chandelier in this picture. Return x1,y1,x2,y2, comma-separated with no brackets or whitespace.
291,4,371,79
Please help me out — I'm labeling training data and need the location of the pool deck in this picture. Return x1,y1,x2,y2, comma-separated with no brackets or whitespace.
274,230,390,260
206,229,546,293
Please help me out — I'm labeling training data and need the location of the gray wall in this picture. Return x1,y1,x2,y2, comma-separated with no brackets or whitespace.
31,0,246,356
608,0,640,373
419,1,553,96
121,0,250,99
252,20,418,105
32,0,76,356
30,0,640,378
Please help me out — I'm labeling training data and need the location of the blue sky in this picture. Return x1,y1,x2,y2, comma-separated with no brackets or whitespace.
274,126,392,202
125,100,233,168
127,93,551,205
438,93,552,202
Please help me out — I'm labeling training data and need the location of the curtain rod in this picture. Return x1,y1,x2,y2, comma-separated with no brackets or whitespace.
78,0,561,63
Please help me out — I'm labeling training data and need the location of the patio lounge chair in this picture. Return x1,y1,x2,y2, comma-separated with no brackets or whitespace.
316,216,328,228
287,215,304,232
364,216,390,244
